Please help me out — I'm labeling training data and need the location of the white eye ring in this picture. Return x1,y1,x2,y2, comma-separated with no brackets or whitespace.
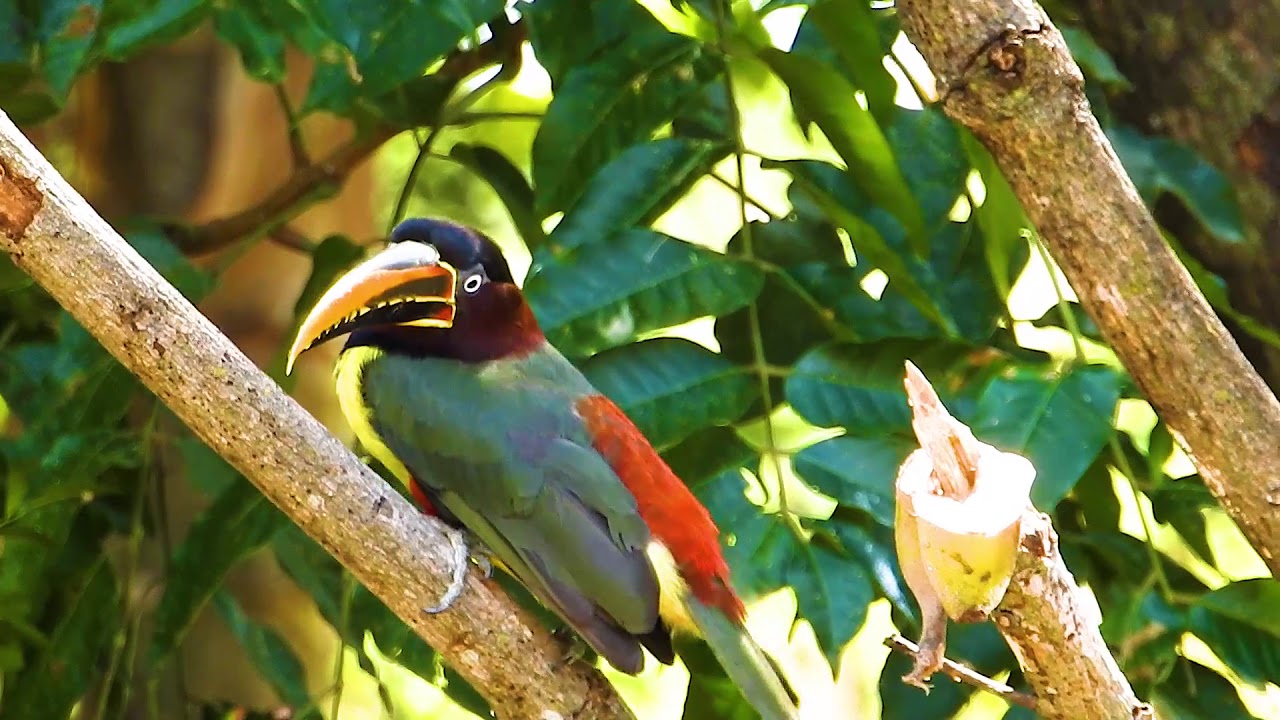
462,275,483,294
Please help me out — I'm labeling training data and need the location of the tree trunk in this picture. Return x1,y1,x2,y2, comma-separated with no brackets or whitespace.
1066,0,1280,389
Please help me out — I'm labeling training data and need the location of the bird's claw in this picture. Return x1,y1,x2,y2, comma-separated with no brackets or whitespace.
423,525,471,615
422,527,496,615
551,626,596,670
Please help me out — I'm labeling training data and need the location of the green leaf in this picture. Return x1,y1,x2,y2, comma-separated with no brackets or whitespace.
961,129,1031,301
1148,476,1214,563
678,635,761,720
973,364,1123,509
292,234,366,321
1109,124,1246,244
37,0,104,96
758,49,922,240
792,436,910,526
794,0,896,124
214,4,287,82
1031,301,1102,340
213,591,313,712
786,339,979,433
1164,233,1280,352
547,138,729,253
298,0,503,113
525,0,664,86
532,29,720,214
150,480,284,664
661,426,756,488
526,229,763,357
1153,659,1261,720
696,471,788,599
830,516,917,628
449,143,548,251
1188,604,1280,688
789,531,873,664
774,159,954,333
1196,579,1280,638
102,0,209,59
128,227,214,301
885,107,969,232
1059,26,1130,90
580,338,758,451
3,560,120,720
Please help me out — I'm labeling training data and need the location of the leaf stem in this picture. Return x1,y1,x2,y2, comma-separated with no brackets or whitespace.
709,171,782,220
713,0,804,538
1035,238,1174,600
274,83,310,168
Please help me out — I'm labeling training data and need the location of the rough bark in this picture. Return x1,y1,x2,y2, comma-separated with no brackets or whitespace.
994,512,1153,719
1066,0,1280,391
895,0,1280,576
0,112,634,720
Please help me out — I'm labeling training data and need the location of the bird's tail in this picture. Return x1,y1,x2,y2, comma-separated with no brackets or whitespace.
687,599,800,720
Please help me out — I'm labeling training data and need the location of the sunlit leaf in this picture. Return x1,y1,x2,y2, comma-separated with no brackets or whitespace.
527,229,763,357
1188,604,1280,688
547,138,729,252
1153,659,1262,719
532,28,719,214
581,338,758,451
973,364,1123,509
792,435,911,526
759,49,921,240
793,0,896,124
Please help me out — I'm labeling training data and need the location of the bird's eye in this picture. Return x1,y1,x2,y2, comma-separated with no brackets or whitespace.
462,274,484,294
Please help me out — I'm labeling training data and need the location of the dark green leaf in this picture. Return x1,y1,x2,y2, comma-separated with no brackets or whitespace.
961,129,1031,300
580,338,758,451
973,364,1123,509
788,531,873,664
1153,659,1261,719
679,635,761,720
3,560,120,719
214,4,287,82
532,29,719,214
1188,605,1280,688
548,138,729,252
1196,579,1280,638
1059,26,1130,90
527,229,763,357
37,0,104,96
786,339,979,433
272,523,344,625
298,0,502,113
1031,301,1102,340
885,107,968,231
795,0,896,124
1148,477,1214,563
292,234,366,321
773,159,953,332
696,470,788,600
1164,233,1280,352
792,435,911,526
759,49,922,240
129,227,214,301
1109,124,1246,244
661,426,756,488
102,0,209,59
449,143,548,250
525,0,664,86
150,480,284,664
831,516,917,628
213,591,313,711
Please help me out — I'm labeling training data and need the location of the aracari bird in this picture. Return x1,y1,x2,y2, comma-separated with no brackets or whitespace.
287,218,797,719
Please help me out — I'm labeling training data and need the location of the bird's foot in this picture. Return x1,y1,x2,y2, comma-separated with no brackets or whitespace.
551,626,597,670
422,527,495,615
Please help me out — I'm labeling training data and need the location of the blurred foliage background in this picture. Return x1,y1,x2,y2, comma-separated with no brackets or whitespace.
1,0,1279,718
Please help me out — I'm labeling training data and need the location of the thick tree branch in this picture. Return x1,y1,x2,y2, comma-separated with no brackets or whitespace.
0,113,634,720
897,1,1280,574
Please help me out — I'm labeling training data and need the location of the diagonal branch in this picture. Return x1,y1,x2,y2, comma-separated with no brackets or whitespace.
897,0,1280,575
0,112,634,720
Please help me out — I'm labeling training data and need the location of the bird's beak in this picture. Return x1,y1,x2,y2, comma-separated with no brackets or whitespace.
286,241,457,375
